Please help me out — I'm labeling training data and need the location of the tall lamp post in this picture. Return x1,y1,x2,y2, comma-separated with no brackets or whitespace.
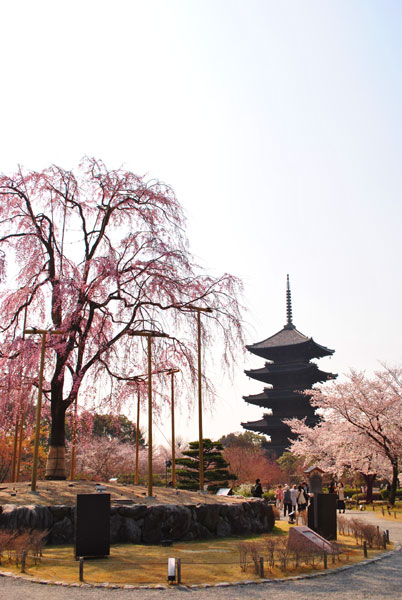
163,368,180,488
24,328,64,492
181,305,212,491
127,330,169,497
127,376,145,486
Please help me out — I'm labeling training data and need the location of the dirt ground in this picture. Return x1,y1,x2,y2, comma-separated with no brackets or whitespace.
0,480,246,506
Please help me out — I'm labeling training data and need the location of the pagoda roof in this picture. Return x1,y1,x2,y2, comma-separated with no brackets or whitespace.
243,389,314,408
245,362,337,384
246,326,334,360
241,414,318,432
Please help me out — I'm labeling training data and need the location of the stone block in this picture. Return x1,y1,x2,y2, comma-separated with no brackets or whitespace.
288,526,335,554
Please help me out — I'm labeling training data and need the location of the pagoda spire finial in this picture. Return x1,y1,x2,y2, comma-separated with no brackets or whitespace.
285,274,295,329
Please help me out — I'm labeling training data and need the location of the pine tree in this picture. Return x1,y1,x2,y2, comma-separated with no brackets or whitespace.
176,439,237,492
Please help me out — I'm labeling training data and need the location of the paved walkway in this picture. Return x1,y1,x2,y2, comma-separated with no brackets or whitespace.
1,511,401,600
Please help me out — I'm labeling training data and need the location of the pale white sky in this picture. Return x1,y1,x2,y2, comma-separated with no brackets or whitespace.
1,1,402,445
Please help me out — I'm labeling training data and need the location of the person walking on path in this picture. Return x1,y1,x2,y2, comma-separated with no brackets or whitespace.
337,481,346,513
290,484,298,512
275,484,284,511
297,484,307,512
283,484,292,516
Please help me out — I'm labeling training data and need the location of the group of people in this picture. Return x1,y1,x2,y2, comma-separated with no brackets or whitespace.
274,481,346,515
275,482,309,516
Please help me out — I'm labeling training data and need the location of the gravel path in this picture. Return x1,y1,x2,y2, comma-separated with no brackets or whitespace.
1,510,401,600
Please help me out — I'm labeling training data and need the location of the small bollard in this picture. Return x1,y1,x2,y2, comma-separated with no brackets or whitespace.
383,532,387,549
386,530,390,542
259,556,264,578
323,552,327,569
394,511,397,519
381,507,384,516
176,557,181,584
363,541,368,558
168,558,176,583
21,550,27,573
79,557,84,582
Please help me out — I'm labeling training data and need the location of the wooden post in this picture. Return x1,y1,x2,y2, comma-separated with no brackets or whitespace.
79,557,84,582
126,329,169,497
197,310,204,491
16,404,25,482
147,335,153,498
176,557,181,584
363,541,367,557
259,555,264,578
11,410,19,482
168,369,179,488
14,306,28,482
323,552,327,569
171,371,176,488
181,305,211,492
25,328,64,492
21,550,27,573
31,331,47,492
135,387,140,485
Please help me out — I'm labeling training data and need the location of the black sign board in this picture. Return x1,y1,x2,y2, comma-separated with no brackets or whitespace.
75,494,110,558
308,493,337,541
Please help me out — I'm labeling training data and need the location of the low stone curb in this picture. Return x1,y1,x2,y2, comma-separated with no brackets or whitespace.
0,545,399,590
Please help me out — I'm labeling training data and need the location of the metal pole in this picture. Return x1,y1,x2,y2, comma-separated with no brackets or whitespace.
171,371,176,488
147,335,153,497
197,310,204,491
31,331,47,492
135,387,140,485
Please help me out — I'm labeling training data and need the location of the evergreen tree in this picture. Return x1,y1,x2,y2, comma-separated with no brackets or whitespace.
176,439,237,492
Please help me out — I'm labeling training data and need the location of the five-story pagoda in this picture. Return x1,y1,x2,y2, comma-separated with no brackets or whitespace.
242,276,337,457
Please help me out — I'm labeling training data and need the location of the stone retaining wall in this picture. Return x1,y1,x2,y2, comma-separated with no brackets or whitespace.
0,500,274,545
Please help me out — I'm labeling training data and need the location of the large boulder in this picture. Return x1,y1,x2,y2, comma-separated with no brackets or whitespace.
0,504,53,530
49,516,74,544
142,505,192,544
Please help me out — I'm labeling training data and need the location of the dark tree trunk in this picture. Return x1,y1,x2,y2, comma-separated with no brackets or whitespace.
361,473,376,503
389,460,399,506
45,374,68,480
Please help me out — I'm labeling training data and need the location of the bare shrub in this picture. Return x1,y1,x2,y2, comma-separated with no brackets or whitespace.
248,542,263,574
276,538,290,571
360,523,378,548
238,542,249,572
349,518,365,545
12,532,30,566
264,538,277,571
29,530,48,563
0,531,16,564
337,515,347,535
